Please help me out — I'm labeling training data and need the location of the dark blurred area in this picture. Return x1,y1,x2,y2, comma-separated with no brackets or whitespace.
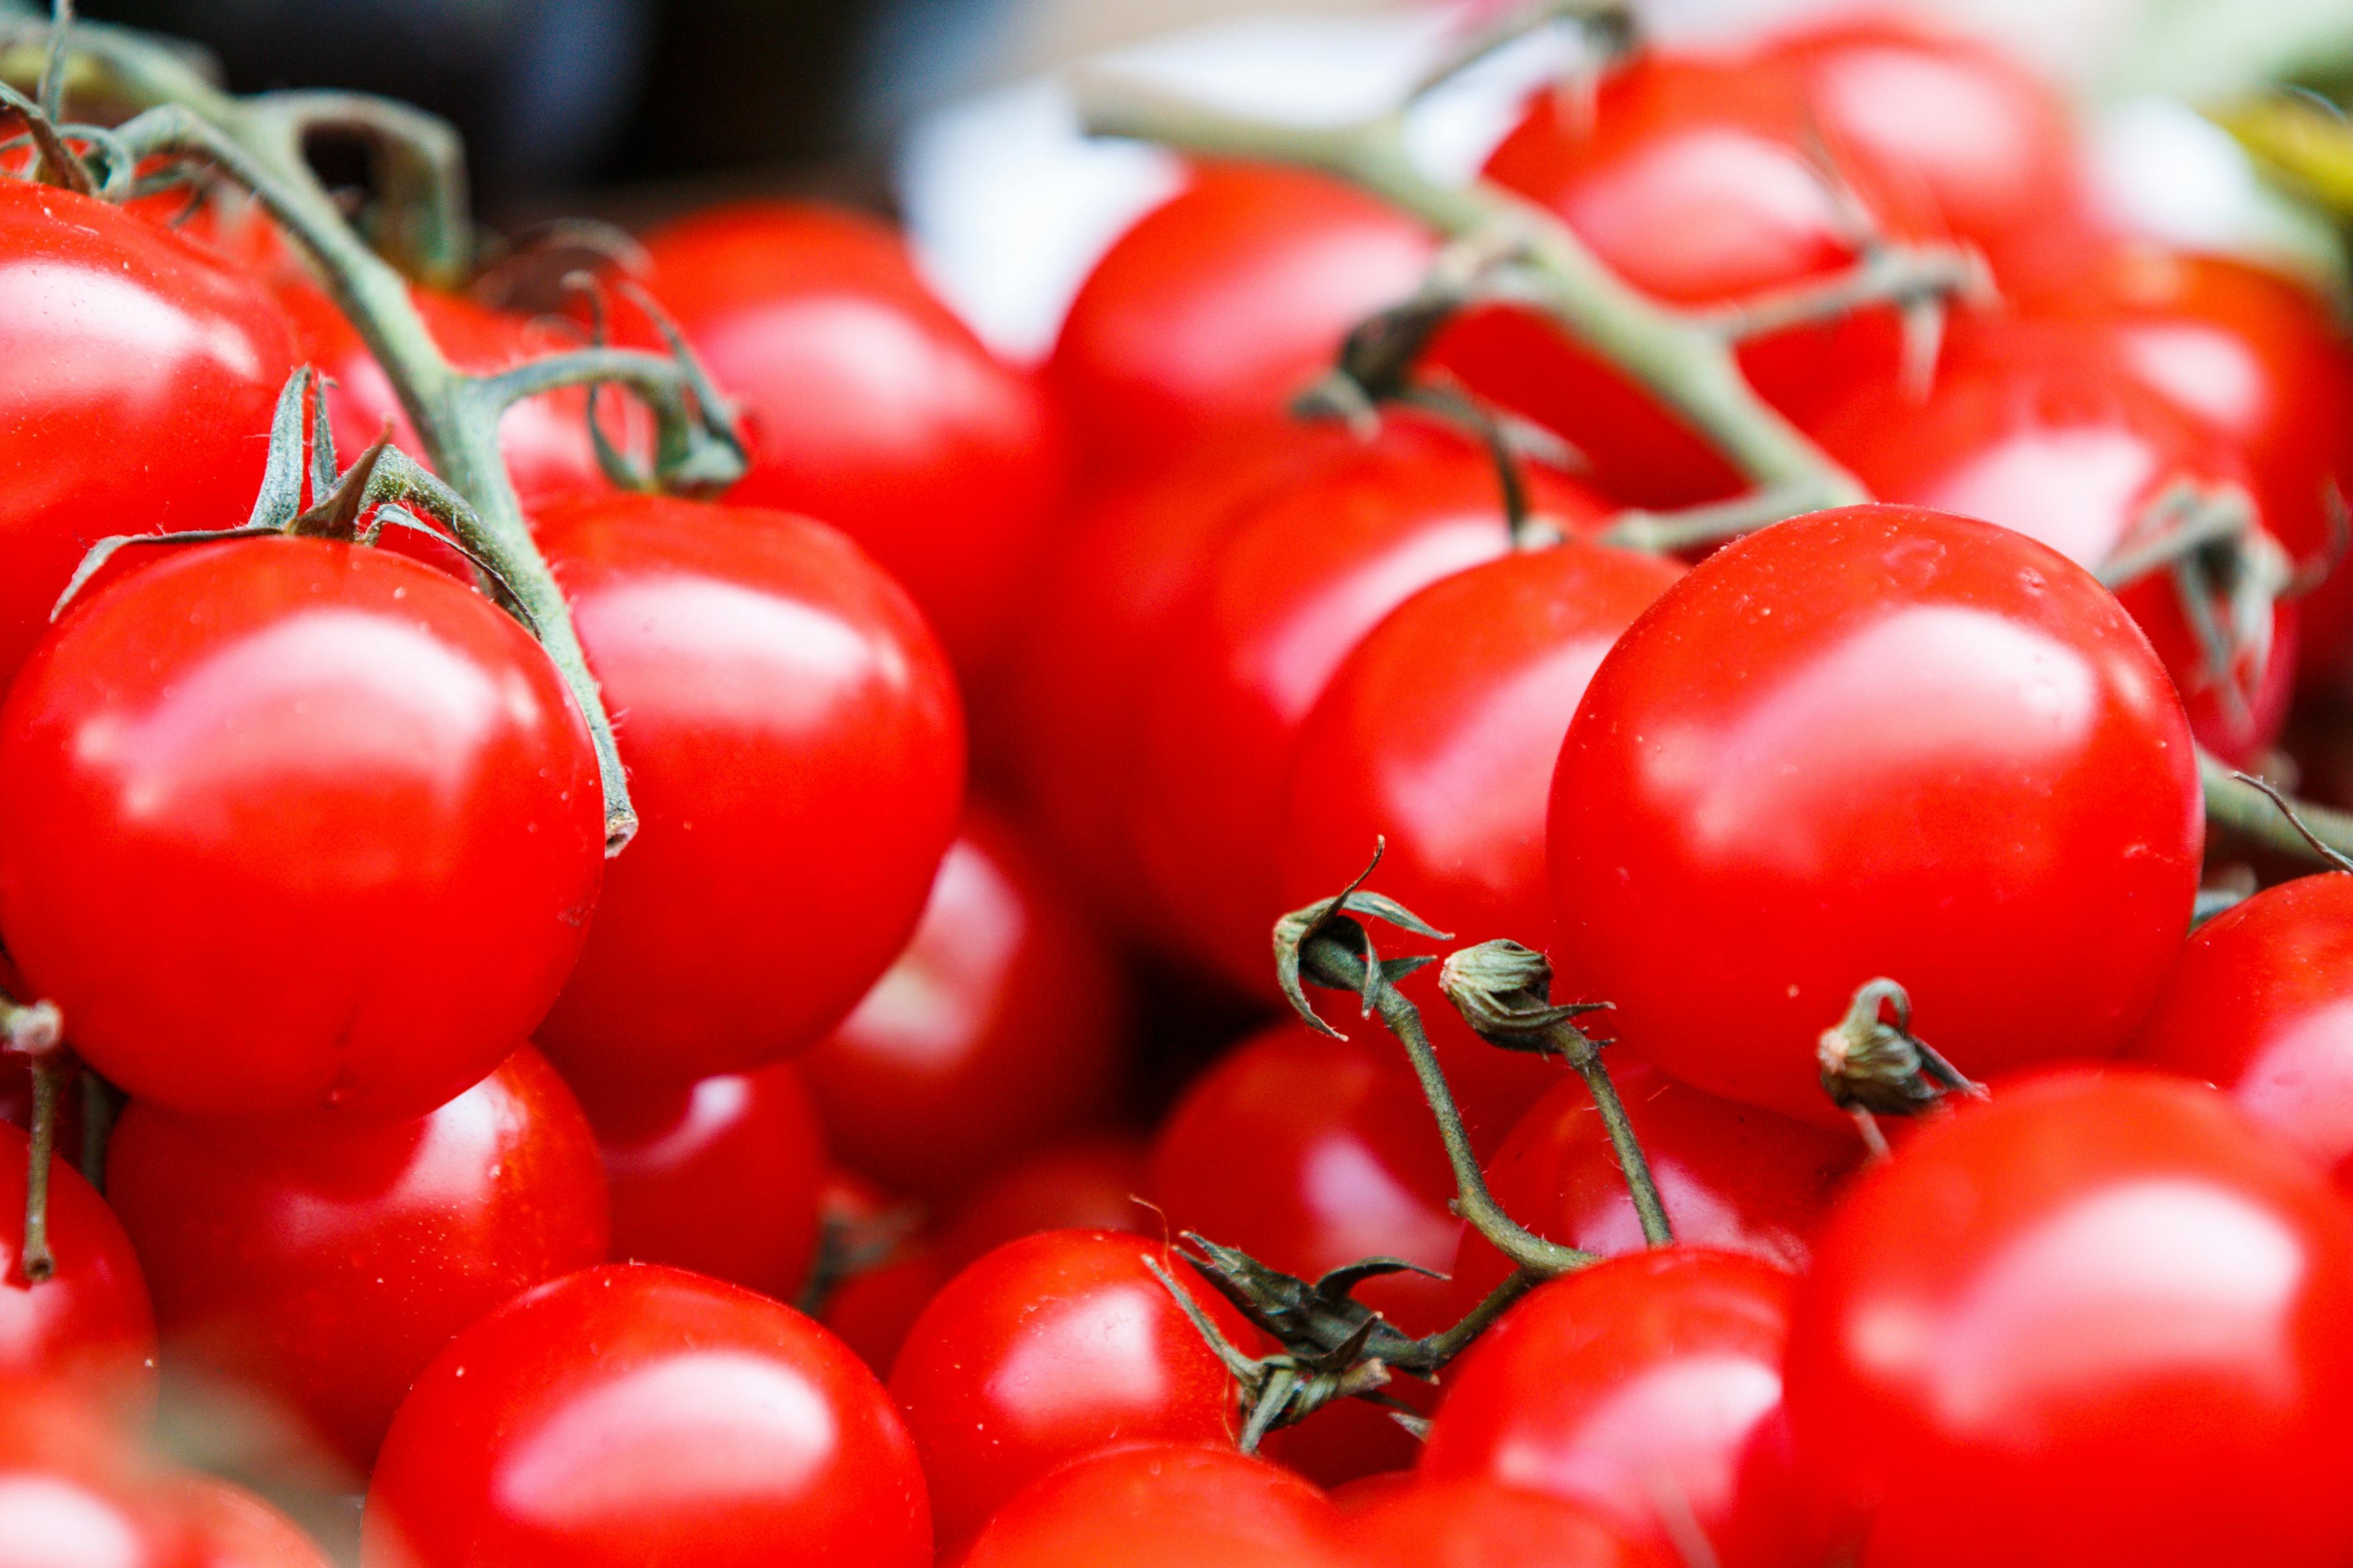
83,0,1014,214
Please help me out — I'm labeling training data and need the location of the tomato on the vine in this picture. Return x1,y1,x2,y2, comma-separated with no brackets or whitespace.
1787,1069,2353,1568
363,1263,930,1568
0,537,604,1120
1548,505,2202,1123
528,493,964,1101
0,1123,155,1424
1349,1477,1677,1568
958,1443,1352,1568
107,1047,608,1476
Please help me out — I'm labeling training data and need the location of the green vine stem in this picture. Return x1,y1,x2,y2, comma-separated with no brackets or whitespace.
1,12,748,854
1075,77,1871,529
2210,760,2353,870
1,991,65,1282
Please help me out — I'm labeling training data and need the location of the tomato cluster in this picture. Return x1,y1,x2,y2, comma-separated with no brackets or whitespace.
9,6,2353,1567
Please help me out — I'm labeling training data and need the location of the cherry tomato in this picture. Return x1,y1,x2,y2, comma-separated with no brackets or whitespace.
362,1263,929,1568
812,1170,949,1375
1050,163,1436,477
1449,1072,1857,1312
2125,873,2353,1188
1548,505,2202,1123
0,1378,189,1568
958,1443,1352,1568
171,1475,333,1568
1422,1249,1810,1568
1005,427,1350,926
0,179,299,692
638,203,1071,681
1278,540,1685,1145
528,494,964,1100
1347,1477,1675,1568
935,1133,1153,1271
1787,1068,2353,1568
107,1047,608,1476
586,1061,824,1305
801,805,1129,1196
0,1122,155,1422
1135,417,1608,990
1813,317,2297,763
0,538,603,1120
275,279,632,506
890,1229,1237,1546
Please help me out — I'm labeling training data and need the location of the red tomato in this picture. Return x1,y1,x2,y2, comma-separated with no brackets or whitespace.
1347,1478,1675,1568
1449,1073,1857,1312
935,1134,1153,1271
528,494,965,1099
958,1443,1352,1568
1787,1069,2353,1568
801,805,1129,1196
587,1061,825,1305
1135,418,1609,990
2126,874,2353,1188
107,1047,608,1476
1422,1249,1809,1568
0,539,603,1120
1050,163,1436,477
1279,541,1685,1145
0,180,299,692
1548,505,2202,1124
1004,427,1349,926
638,203,1071,681
275,280,632,507
0,1122,155,1422
171,1475,332,1568
890,1229,1237,1546
1813,317,2297,763
813,1170,949,1375
0,1379,189,1568
362,1263,929,1568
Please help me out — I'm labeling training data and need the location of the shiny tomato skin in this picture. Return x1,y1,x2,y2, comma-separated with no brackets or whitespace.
1813,318,2297,764
0,538,603,1120
889,1229,1237,1547
1548,504,2201,1123
1050,163,1436,477
639,203,1070,681
1449,1073,1857,1312
2125,874,2353,1189
0,1123,156,1423
959,1443,1352,1568
362,1263,929,1568
935,1133,1154,1272
529,494,965,1099
275,280,629,507
587,1061,825,1305
1347,1478,1677,1568
801,805,1129,1196
1786,1068,2353,1568
172,1475,332,1568
106,1047,608,1476
0,180,300,692
0,1379,190,1568
1422,1249,1809,1568
1136,418,1610,991
1280,541,1685,1146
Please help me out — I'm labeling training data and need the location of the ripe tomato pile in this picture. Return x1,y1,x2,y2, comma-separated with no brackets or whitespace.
9,6,2353,1567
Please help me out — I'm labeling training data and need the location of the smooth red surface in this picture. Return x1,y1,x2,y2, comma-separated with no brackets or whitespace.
1051,163,1435,476
1348,1478,1676,1568
0,180,299,692
590,1061,825,1303
173,1476,332,1568
958,1444,1351,1568
936,1134,1153,1272
362,1264,928,1568
1452,1074,1857,1309
1423,1250,1807,1568
1280,542,1684,1145
1548,505,2202,1123
1814,318,2296,763
0,1124,155,1422
1135,418,1608,989
530,494,965,1097
0,539,603,1119
802,805,1128,1195
1787,1069,2353,1567
2127,875,2353,1190
641,202,1070,679
108,1048,608,1475
0,1380,189,1568
890,1229,1237,1546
